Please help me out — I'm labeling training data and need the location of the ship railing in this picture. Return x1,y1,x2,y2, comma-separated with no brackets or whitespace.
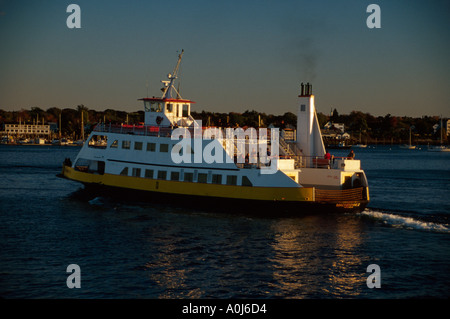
93,123,174,137
93,123,275,139
299,156,358,169
253,155,357,169
233,155,352,170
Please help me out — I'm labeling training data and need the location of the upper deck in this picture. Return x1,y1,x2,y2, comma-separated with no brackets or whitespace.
90,123,362,172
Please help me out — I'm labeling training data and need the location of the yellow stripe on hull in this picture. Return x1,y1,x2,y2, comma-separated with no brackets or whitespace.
61,166,314,202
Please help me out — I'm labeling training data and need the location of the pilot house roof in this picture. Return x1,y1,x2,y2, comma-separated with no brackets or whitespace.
138,97,195,104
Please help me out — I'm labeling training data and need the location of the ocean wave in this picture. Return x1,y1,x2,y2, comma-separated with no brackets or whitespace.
359,209,450,234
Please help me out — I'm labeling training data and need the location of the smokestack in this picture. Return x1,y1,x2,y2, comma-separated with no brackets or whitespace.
297,83,325,160
299,82,314,97
306,82,312,95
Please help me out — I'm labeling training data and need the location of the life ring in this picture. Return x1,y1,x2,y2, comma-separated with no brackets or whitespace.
156,116,163,125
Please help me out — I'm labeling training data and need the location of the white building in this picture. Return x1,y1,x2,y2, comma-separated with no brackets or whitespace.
2,123,51,137
324,121,345,133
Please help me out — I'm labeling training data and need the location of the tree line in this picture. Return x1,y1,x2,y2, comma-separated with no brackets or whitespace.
0,106,447,144
192,109,447,144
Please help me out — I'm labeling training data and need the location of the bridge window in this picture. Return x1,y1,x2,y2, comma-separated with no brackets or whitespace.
144,101,163,112
145,101,163,112
182,104,189,117
153,102,162,112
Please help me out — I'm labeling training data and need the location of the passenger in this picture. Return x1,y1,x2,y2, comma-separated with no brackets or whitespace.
266,148,271,166
347,150,355,159
324,151,331,160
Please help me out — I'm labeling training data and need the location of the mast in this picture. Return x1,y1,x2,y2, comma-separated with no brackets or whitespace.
172,49,184,80
161,49,184,99
81,110,84,141
409,126,412,146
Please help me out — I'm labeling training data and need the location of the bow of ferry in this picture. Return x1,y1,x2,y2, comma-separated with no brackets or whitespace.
59,51,369,214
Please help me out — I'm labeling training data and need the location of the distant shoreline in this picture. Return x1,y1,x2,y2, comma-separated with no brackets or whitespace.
0,142,82,147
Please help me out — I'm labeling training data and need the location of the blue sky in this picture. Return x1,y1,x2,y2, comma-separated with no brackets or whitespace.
0,0,449,117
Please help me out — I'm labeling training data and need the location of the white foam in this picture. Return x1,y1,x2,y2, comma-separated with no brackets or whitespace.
88,197,105,206
360,209,450,233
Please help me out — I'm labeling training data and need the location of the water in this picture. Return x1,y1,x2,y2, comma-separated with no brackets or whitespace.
0,144,449,299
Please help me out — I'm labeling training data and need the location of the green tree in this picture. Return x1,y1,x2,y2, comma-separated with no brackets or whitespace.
348,111,369,132
46,107,62,123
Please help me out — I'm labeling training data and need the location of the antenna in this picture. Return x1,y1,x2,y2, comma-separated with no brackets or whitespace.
172,49,184,79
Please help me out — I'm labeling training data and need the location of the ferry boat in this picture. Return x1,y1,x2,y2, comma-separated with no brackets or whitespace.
58,51,369,213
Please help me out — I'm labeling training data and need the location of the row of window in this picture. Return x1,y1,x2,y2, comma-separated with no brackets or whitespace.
6,129,49,133
144,101,189,116
119,166,252,186
6,124,49,128
111,140,174,153
111,140,196,156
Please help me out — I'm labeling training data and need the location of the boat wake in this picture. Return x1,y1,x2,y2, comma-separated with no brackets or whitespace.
359,209,450,234
88,196,107,206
